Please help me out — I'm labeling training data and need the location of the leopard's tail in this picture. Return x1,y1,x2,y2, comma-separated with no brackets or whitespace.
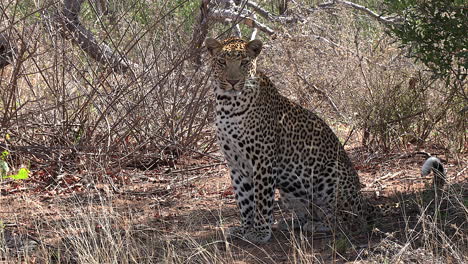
364,157,447,224
421,157,446,189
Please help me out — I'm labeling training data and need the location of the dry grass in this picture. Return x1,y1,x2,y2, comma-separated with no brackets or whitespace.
1,154,467,263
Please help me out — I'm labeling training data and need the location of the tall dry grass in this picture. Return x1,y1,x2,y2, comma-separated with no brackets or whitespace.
2,183,465,263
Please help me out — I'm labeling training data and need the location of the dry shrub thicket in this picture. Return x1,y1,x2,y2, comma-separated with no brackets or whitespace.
0,0,466,263
0,0,216,175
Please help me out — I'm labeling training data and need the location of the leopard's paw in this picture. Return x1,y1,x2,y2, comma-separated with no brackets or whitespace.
225,226,247,239
243,228,271,243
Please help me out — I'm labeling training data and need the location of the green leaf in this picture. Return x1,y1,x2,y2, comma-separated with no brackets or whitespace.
4,168,30,180
15,168,30,179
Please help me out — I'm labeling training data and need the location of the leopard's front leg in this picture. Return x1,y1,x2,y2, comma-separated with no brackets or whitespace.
226,168,255,238
243,160,275,243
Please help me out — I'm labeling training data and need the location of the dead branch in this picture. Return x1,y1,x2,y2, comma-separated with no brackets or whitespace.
318,0,401,25
245,0,297,23
217,0,296,23
225,0,242,37
250,13,258,40
54,0,137,73
211,9,275,35
191,0,277,45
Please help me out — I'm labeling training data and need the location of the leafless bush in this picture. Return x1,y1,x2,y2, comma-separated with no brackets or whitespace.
0,0,216,176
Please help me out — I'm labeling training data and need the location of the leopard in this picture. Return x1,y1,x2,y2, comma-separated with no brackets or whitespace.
205,37,381,243
204,37,374,243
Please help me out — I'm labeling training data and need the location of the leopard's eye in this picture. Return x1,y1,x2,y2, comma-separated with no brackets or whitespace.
217,58,226,65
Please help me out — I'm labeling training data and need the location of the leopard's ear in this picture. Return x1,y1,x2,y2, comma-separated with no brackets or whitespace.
246,39,262,57
205,38,222,56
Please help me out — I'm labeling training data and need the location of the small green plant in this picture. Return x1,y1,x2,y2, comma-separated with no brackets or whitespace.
0,150,30,180
4,168,30,180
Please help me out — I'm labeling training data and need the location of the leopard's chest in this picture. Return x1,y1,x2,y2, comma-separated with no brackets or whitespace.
214,91,258,173
216,106,251,168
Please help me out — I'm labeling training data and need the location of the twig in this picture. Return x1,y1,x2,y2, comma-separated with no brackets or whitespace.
211,9,275,35
245,0,297,23
294,70,345,120
318,0,401,25
163,162,226,174
371,171,403,186
343,126,355,147
456,166,467,178
309,33,387,69
110,167,222,196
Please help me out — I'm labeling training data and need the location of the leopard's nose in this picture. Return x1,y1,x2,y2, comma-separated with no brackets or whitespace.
227,79,239,86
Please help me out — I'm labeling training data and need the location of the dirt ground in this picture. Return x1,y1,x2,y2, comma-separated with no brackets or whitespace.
0,147,467,263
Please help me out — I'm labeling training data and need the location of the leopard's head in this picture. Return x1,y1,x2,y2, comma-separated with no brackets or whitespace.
205,37,262,91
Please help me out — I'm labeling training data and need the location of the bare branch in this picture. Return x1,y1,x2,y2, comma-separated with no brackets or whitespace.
250,13,258,40
319,0,401,25
277,0,288,15
296,72,346,120
310,33,386,68
244,0,270,18
233,23,242,37
55,0,137,73
245,0,297,23
211,9,275,35
226,0,242,37
205,0,298,38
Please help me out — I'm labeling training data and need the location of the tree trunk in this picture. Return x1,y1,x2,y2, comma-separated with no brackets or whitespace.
190,0,212,66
